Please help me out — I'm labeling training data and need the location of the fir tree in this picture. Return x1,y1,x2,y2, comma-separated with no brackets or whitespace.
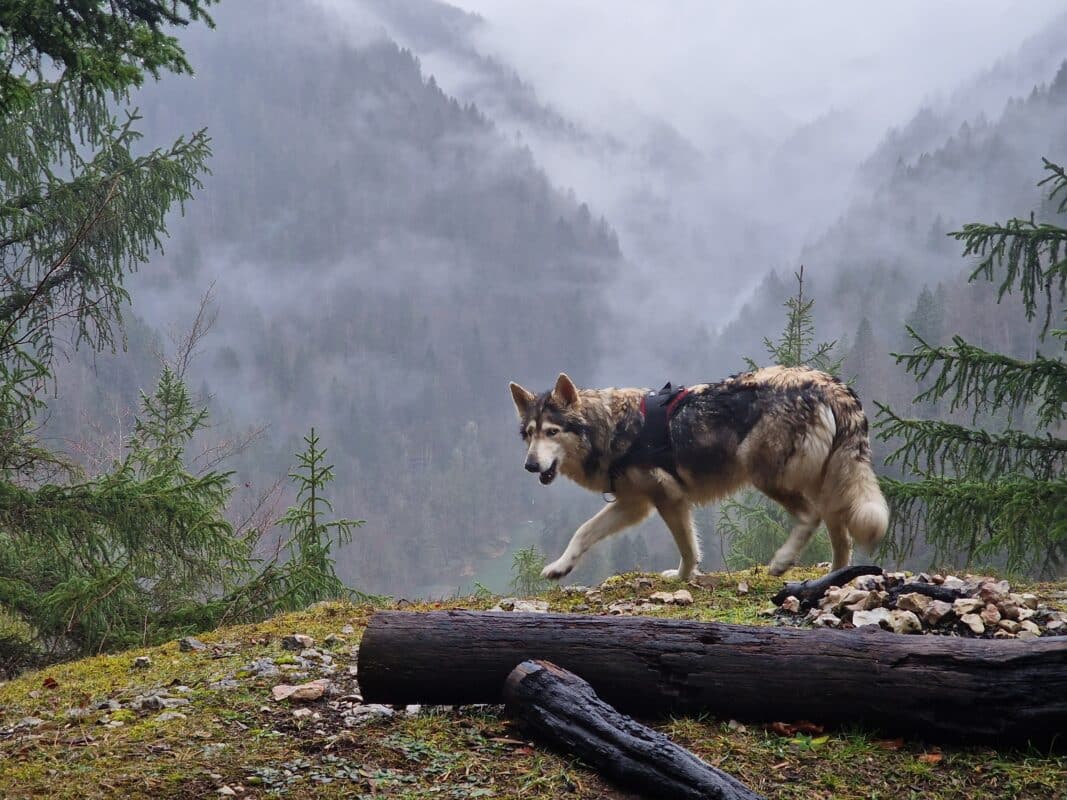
875,158,1067,575
720,267,838,569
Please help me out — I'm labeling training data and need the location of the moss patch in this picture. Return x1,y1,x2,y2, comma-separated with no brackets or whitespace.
1,570,1064,799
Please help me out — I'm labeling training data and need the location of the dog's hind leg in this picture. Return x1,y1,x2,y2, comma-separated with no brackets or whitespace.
541,498,653,580
822,513,852,572
761,488,821,577
655,500,701,580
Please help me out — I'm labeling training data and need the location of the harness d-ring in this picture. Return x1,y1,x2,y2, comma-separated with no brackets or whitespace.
602,492,617,503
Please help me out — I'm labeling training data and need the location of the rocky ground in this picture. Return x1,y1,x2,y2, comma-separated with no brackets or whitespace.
0,568,1065,799
771,570,1067,638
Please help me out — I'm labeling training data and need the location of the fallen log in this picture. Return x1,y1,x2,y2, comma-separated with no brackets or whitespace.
887,581,964,605
771,564,884,608
504,660,764,800
359,610,1067,744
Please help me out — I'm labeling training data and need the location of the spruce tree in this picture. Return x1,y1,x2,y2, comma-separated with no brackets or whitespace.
720,267,839,569
875,158,1067,575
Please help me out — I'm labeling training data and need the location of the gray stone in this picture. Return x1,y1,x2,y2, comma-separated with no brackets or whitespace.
980,604,1002,626
923,600,954,626
157,711,187,722
672,589,694,606
852,607,892,629
179,637,207,652
895,592,932,616
952,597,983,616
649,591,675,604
1046,619,1065,633
959,613,985,635
998,619,1022,634
16,717,44,729
780,595,801,614
1019,620,1042,636
852,574,885,592
977,580,1011,605
993,630,1016,640
812,612,841,628
888,609,922,634
281,634,314,651
941,576,965,591
341,624,355,635
607,601,635,615
1017,630,1040,642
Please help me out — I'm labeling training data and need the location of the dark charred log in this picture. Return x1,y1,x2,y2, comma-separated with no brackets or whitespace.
771,565,884,608
887,582,966,605
504,660,764,800
359,610,1067,744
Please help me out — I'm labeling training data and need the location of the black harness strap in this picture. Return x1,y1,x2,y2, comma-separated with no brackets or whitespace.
605,382,690,500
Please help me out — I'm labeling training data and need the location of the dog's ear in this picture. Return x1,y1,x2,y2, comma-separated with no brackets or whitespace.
551,373,580,407
509,381,536,418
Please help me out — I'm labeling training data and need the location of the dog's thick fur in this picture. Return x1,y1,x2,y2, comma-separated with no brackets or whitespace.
509,366,889,580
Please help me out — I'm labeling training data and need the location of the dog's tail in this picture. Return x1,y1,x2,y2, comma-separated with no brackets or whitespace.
825,383,889,550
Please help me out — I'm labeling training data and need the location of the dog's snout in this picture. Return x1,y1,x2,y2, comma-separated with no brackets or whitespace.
524,460,541,473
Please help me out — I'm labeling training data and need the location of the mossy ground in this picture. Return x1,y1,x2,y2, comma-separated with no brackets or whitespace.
1,568,1064,799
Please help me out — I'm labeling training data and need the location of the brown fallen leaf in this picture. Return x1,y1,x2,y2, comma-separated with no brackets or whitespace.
42,677,58,690
770,722,796,736
793,720,825,735
918,751,943,764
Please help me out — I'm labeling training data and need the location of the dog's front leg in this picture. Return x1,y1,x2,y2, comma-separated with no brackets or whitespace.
542,498,652,580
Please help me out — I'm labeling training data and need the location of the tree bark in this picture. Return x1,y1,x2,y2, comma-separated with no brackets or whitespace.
359,610,1067,743
504,660,764,800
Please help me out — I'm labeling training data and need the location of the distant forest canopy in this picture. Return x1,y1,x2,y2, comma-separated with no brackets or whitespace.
38,0,1067,594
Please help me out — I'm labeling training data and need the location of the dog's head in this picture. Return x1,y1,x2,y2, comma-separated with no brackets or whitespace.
508,373,583,486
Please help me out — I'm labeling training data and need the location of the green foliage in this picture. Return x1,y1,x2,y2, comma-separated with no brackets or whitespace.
509,545,550,598
234,428,365,615
745,265,842,373
718,492,830,570
722,267,840,568
876,158,1067,575
0,0,216,109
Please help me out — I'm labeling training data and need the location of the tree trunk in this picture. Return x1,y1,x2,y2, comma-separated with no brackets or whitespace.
504,660,764,800
359,610,1067,743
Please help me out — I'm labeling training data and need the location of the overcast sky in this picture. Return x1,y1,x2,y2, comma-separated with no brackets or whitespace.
449,2,1065,142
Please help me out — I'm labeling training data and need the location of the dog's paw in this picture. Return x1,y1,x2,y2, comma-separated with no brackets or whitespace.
541,560,574,580
660,568,680,579
767,559,792,577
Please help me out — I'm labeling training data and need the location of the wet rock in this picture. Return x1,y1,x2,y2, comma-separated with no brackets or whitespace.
1046,618,1065,634
941,576,965,591
607,601,635,615
649,591,674,604
895,592,932,616
1017,593,1039,610
959,614,985,635
852,574,885,592
888,609,922,634
780,595,801,614
952,597,983,616
271,678,331,702
813,612,841,628
998,619,1022,634
980,604,1002,627
1016,607,1036,622
281,634,314,651
922,600,954,626
977,580,1011,605
133,656,152,669
1017,630,1040,642
179,637,207,652
672,589,694,606
852,608,892,629
1019,620,1042,636
996,599,1020,620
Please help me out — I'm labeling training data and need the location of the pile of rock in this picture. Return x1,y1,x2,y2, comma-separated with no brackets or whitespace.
774,571,1066,639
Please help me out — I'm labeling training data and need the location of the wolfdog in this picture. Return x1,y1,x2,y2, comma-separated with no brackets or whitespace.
509,366,889,580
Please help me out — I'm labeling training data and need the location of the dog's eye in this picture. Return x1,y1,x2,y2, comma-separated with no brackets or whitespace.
546,428,559,437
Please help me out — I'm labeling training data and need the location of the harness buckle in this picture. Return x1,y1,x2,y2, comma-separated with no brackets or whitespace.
602,491,617,503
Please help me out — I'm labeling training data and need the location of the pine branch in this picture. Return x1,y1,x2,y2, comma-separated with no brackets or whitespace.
950,159,1067,336
874,402,1067,480
893,327,1067,426
881,475,1067,574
